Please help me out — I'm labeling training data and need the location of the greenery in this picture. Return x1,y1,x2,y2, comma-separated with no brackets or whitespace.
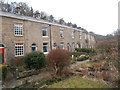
77,55,89,61
0,64,7,81
71,52,87,57
48,76,109,88
23,51,46,70
0,53,3,64
75,48,96,55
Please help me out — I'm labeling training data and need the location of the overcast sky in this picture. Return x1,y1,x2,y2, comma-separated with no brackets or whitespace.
8,0,119,35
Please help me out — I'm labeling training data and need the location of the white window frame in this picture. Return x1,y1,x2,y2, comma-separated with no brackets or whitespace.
72,43,75,50
60,43,64,49
15,43,24,56
85,33,87,40
60,30,64,38
42,27,48,37
76,44,79,48
81,43,83,48
79,33,82,39
72,31,74,38
43,43,48,54
14,24,23,36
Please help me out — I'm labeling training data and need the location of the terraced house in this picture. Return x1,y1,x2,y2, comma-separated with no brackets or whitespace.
0,11,96,64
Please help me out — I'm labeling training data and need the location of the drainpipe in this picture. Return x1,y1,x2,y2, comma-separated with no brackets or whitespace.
49,25,52,50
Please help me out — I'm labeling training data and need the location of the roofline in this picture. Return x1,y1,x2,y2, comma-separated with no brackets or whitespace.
0,11,95,35
0,11,83,31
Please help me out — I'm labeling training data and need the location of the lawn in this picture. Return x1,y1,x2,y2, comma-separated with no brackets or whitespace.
48,76,109,88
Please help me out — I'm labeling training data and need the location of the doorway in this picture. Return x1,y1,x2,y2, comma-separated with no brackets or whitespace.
0,44,5,64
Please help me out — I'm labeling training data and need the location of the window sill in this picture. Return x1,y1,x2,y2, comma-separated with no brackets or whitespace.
14,35,23,37
42,36,49,38
15,55,24,57
60,37,64,39
44,52,48,54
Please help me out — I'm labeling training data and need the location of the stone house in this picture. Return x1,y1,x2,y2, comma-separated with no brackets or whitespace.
0,11,96,64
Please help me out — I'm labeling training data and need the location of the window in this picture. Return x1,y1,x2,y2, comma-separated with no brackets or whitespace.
14,24,23,36
76,44,79,48
60,42,64,49
72,43,75,50
15,43,24,56
85,33,87,39
67,43,70,51
42,27,48,37
81,43,83,48
0,44,5,63
60,30,64,38
32,44,37,51
43,43,48,54
53,43,57,49
72,31,74,38
79,33,82,39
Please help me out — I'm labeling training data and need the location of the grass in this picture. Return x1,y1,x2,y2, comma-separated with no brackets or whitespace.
48,76,109,88
85,59,107,67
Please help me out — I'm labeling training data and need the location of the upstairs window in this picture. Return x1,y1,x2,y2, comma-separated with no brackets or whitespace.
85,33,87,39
42,27,48,37
60,30,64,38
72,31,75,38
14,24,23,36
79,33,82,39
15,43,24,56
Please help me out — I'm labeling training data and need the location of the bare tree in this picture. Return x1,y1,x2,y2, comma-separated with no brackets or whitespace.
34,10,40,18
49,15,54,22
59,18,65,25
40,11,48,20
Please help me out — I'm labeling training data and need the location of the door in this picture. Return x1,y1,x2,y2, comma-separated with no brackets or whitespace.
67,43,70,51
0,45,5,64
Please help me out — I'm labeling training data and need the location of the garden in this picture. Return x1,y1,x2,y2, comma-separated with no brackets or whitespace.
0,44,119,88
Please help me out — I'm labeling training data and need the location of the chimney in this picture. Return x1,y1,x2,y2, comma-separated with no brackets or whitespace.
16,4,20,15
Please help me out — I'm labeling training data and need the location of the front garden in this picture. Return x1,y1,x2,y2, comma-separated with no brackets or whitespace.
1,47,119,88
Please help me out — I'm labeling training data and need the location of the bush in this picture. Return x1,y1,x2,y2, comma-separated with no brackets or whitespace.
75,48,96,55
77,55,89,61
10,57,25,67
47,48,71,77
0,53,3,64
71,52,87,57
0,64,7,81
23,51,46,70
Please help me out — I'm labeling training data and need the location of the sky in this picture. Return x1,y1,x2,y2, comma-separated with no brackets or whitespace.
7,0,119,35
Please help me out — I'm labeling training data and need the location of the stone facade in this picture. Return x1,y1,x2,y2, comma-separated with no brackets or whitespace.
0,11,96,64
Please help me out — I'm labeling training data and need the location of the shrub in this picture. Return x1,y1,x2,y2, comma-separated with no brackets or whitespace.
0,64,7,81
0,53,3,64
77,55,89,61
75,48,96,55
23,51,46,70
10,56,25,67
71,52,87,57
47,48,71,77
